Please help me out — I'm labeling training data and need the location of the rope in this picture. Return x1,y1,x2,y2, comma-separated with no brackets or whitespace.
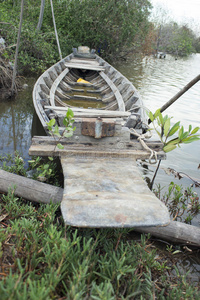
129,127,158,164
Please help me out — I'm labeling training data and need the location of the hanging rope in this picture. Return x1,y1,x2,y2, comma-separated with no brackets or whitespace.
50,0,62,60
129,127,158,164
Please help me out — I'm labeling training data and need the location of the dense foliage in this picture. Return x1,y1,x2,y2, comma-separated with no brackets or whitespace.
0,0,152,73
0,0,199,74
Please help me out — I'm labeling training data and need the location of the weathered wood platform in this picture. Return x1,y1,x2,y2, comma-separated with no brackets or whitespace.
29,135,170,228
61,156,169,227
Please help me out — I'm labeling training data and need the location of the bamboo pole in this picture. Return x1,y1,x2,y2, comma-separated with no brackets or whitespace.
160,74,200,113
50,0,62,60
11,0,24,95
148,74,200,124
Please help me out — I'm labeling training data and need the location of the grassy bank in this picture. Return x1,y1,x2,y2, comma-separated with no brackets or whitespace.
0,154,200,299
0,191,200,300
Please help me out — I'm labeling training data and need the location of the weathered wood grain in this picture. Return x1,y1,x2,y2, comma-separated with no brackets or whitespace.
60,156,170,227
0,169,62,204
100,71,125,111
44,106,131,118
136,221,200,247
65,62,105,71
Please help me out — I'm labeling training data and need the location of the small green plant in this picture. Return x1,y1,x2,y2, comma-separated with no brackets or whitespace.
28,156,57,183
46,108,76,150
154,182,200,223
147,109,200,189
148,109,200,152
0,151,26,176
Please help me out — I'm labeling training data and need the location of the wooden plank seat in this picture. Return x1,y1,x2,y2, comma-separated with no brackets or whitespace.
65,62,105,71
44,105,131,118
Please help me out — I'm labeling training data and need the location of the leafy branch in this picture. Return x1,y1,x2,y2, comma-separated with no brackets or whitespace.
147,109,200,190
46,108,76,150
148,109,200,152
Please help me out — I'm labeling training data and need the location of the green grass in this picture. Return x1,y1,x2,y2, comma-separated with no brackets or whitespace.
0,189,199,299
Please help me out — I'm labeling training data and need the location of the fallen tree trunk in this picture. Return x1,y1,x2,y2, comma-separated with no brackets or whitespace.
0,169,200,246
0,169,62,204
136,222,200,247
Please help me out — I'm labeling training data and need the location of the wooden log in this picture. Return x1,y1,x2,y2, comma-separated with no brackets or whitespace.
1,169,200,246
0,169,62,204
136,221,200,247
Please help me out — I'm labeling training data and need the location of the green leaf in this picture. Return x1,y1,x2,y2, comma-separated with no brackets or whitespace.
168,121,180,137
164,118,170,137
154,109,161,119
163,144,177,152
57,143,64,149
158,113,164,126
182,136,200,144
53,125,60,137
191,126,200,134
163,115,169,124
63,118,68,127
181,131,189,140
148,111,154,122
66,108,74,118
47,118,55,127
178,126,184,139
189,124,192,132
165,138,180,146
63,131,73,138
44,164,49,170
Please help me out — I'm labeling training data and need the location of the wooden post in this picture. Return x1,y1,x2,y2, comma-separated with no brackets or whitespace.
11,0,24,95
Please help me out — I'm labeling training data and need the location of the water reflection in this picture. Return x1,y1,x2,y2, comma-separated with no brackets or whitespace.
0,78,35,163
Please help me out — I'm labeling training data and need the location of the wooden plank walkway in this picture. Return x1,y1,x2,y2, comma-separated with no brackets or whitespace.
61,156,170,227
29,129,169,228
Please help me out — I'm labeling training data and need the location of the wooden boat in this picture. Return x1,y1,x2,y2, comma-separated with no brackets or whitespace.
33,46,148,135
30,46,170,228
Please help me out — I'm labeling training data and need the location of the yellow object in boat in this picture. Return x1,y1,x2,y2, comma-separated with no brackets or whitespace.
77,78,90,84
